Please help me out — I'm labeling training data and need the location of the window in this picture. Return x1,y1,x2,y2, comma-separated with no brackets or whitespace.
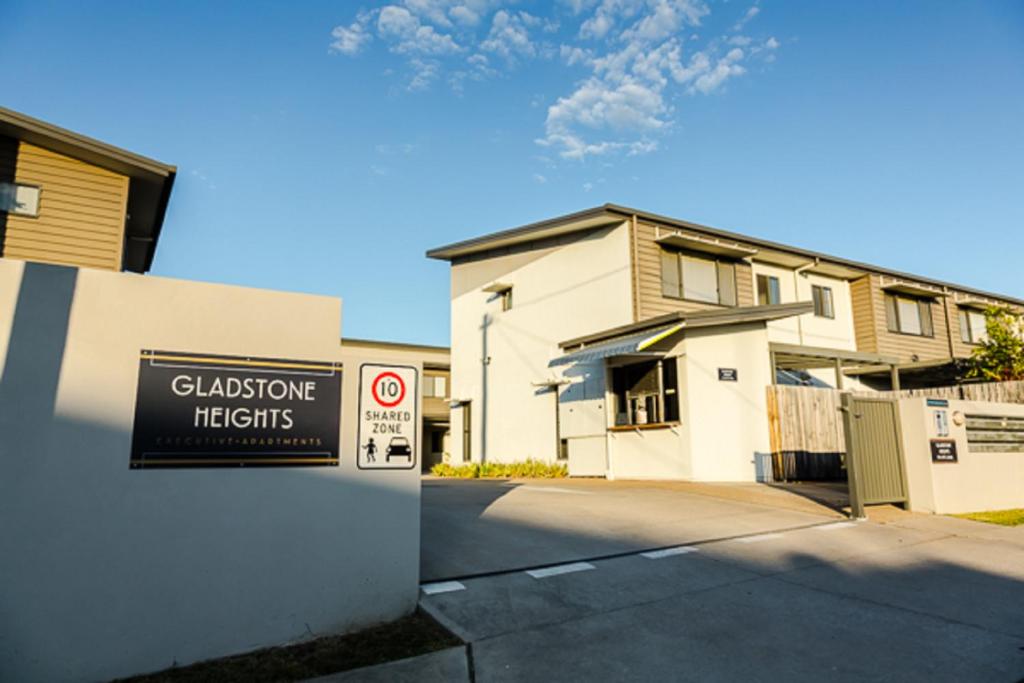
959,309,987,344
500,287,512,311
423,375,447,398
885,294,934,337
0,182,40,217
811,285,835,318
659,250,737,306
756,274,781,306
611,359,679,427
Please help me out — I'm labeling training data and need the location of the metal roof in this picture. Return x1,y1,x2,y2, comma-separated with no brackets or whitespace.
427,203,1024,306
558,302,814,352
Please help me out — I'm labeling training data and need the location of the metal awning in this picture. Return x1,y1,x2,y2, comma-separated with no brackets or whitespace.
655,231,757,259
549,323,684,367
881,280,947,299
482,281,513,293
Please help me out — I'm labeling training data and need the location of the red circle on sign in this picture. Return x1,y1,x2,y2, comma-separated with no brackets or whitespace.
372,371,406,408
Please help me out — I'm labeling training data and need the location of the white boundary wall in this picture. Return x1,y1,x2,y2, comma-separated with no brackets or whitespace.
899,397,1024,514
0,259,421,682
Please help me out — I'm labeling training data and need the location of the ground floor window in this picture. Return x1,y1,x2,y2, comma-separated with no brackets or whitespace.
612,359,679,426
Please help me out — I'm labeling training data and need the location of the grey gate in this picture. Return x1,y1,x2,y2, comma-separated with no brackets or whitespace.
840,394,908,518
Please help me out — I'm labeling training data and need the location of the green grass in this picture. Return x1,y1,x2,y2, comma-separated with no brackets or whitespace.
114,609,462,683
954,509,1024,526
430,459,568,479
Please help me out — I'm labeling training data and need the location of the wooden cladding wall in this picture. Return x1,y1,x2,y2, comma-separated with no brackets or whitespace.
0,139,127,270
851,274,952,364
633,220,755,320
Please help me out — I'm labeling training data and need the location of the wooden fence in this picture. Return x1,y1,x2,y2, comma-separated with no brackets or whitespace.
765,380,1024,481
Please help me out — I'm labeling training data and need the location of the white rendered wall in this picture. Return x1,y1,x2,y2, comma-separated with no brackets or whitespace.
448,223,634,463
680,323,773,481
751,262,857,352
900,398,1024,514
0,259,421,682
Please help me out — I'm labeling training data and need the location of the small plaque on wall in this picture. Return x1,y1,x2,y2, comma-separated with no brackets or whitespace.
718,368,738,382
930,439,958,463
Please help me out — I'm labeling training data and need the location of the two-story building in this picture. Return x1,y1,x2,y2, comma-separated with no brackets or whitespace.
0,106,176,272
427,204,1022,481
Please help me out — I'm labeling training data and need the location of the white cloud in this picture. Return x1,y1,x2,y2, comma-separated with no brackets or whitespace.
533,173,548,183
330,11,375,55
328,0,777,153
733,5,759,31
378,5,462,55
449,5,480,25
408,58,440,90
560,44,594,66
481,10,539,61
583,181,594,191
404,0,453,27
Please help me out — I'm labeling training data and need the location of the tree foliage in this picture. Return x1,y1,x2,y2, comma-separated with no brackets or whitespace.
967,306,1024,381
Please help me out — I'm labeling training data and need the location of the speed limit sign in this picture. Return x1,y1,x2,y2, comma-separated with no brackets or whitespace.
357,363,418,470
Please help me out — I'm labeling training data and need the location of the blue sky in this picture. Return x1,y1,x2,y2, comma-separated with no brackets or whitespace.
2,1,1022,346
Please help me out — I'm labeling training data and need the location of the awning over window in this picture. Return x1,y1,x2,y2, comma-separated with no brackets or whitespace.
548,323,684,367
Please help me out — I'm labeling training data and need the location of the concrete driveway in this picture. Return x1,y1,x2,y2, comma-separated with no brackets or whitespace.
421,477,845,582
419,510,1024,682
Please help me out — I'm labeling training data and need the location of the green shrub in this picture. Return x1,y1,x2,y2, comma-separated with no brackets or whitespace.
430,459,567,479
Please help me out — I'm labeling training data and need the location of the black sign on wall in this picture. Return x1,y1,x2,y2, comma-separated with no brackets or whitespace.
130,350,342,469
930,439,958,463
718,368,738,382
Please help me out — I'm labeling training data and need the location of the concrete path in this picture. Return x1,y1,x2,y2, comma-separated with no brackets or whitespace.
421,478,845,581
421,513,1024,682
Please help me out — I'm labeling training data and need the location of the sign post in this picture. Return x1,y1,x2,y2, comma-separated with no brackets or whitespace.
357,363,419,470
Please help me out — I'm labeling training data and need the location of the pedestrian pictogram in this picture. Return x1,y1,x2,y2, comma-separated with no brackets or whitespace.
357,364,418,470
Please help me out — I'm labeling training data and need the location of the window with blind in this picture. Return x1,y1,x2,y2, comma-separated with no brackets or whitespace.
660,249,737,306
811,285,835,318
756,274,781,306
885,294,934,337
958,309,987,344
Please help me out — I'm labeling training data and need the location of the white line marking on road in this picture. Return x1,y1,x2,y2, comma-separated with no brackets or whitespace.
421,581,466,595
814,521,858,531
526,562,595,579
735,533,784,544
641,546,699,559
514,485,593,495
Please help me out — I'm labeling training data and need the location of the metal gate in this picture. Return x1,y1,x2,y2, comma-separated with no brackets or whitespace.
840,394,908,517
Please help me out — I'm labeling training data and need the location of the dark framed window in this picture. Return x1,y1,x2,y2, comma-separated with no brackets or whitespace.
500,288,513,311
811,285,835,318
958,308,986,344
659,249,737,306
885,294,934,337
611,358,679,427
756,274,781,306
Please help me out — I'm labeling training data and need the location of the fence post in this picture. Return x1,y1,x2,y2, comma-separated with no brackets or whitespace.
840,392,866,520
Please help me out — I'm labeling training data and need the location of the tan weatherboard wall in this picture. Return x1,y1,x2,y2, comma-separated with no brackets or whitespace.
850,274,1020,364
850,274,951,363
899,397,1024,514
633,219,755,321
0,138,128,271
